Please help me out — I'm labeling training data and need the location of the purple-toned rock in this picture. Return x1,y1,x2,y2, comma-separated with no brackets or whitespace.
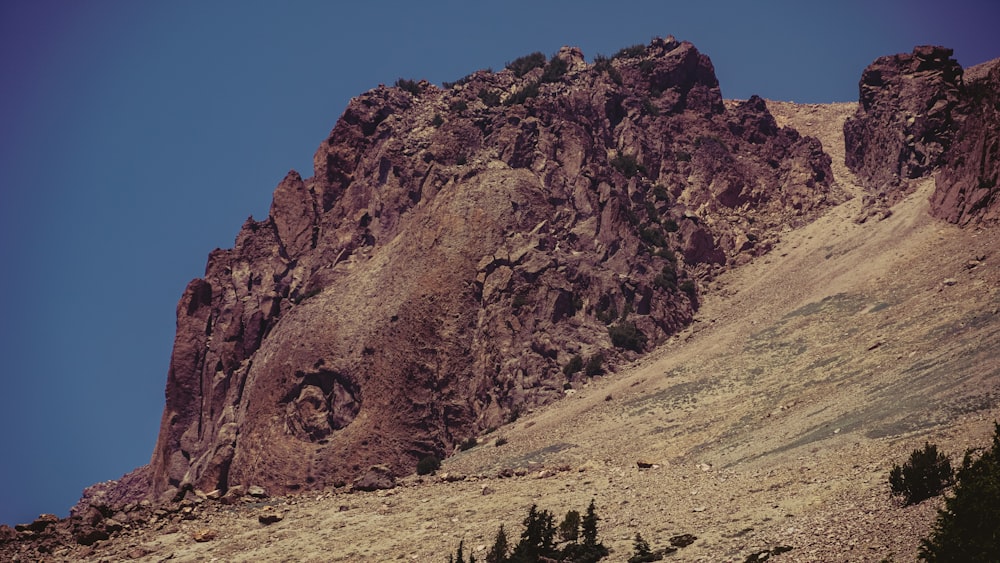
930,58,1000,224
81,38,838,508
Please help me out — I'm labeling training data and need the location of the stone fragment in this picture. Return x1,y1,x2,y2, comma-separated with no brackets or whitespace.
352,465,396,492
258,511,284,525
191,528,218,542
247,485,268,498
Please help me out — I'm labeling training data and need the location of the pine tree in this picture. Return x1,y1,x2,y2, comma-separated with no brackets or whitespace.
919,422,1000,561
559,509,581,542
486,524,509,563
581,499,600,546
510,505,557,562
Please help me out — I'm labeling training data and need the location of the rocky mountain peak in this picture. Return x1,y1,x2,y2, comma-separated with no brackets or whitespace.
80,38,840,509
843,46,1000,224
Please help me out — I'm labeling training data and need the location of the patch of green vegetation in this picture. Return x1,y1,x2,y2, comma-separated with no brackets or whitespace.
611,153,647,178
654,264,678,292
463,500,608,563
416,455,440,475
478,88,501,107
680,280,697,302
504,80,541,106
919,423,1000,561
640,226,667,248
609,321,646,351
584,353,605,376
506,52,547,77
395,78,422,95
563,354,584,377
541,56,569,83
890,442,954,505
593,54,623,85
614,44,647,59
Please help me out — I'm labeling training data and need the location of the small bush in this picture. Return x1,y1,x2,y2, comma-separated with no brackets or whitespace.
663,218,680,232
504,80,540,106
495,437,508,447
629,533,664,562
584,353,605,376
642,97,660,116
614,44,647,59
609,321,646,351
655,247,676,262
431,113,444,127
654,264,678,292
640,226,667,248
611,153,646,178
593,54,623,85
559,510,580,542
506,52,546,77
644,200,660,222
563,354,584,377
541,56,569,83
478,88,501,107
680,280,697,302
416,455,441,475
919,423,1000,561
458,437,478,452
395,78,422,95
889,442,954,505
652,185,670,202
449,100,468,112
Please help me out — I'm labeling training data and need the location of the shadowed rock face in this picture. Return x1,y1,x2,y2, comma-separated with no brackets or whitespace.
844,46,1000,224
98,37,839,505
845,46,963,192
930,58,1000,224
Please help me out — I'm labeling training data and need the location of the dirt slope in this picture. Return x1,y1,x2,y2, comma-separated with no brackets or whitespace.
22,102,1000,563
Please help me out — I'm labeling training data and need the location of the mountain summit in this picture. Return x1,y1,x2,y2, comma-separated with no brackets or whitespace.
138,37,836,504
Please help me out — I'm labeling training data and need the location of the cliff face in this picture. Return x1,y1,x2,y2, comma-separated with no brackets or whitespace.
844,46,1000,224
136,38,838,502
930,58,1000,224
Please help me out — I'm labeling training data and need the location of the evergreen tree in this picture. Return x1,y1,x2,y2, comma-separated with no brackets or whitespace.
628,532,662,562
581,499,600,546
559,510,581,542
573,499,609,562
486,524,509,563
919,423,1000,561
510,505,557,562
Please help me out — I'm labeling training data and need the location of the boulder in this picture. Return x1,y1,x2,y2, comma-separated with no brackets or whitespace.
352,465,396,492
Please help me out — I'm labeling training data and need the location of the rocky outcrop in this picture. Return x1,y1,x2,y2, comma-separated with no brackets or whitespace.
91,37,838,507
844,46,1000,224
930,58,1000,224
844,46,964,219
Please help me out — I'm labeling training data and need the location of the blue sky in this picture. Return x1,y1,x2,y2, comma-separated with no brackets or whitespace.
0,0,997,526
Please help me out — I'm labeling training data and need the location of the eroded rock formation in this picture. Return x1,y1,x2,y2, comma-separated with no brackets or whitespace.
90,37,840,506
930,58,1000,224
844,46,1000,224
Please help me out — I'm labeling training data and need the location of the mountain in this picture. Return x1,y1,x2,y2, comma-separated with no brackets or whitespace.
137,37,836,505
2,40,997,561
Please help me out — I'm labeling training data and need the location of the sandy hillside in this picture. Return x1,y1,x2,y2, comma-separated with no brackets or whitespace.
41,101,1000,563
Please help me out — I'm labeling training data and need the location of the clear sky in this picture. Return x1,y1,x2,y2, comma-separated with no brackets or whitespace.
0,0,997,527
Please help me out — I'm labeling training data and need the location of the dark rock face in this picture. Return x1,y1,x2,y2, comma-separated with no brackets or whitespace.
844,46,964,216
930,58,1000,224
94,37,838,506
844,46,1000,224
